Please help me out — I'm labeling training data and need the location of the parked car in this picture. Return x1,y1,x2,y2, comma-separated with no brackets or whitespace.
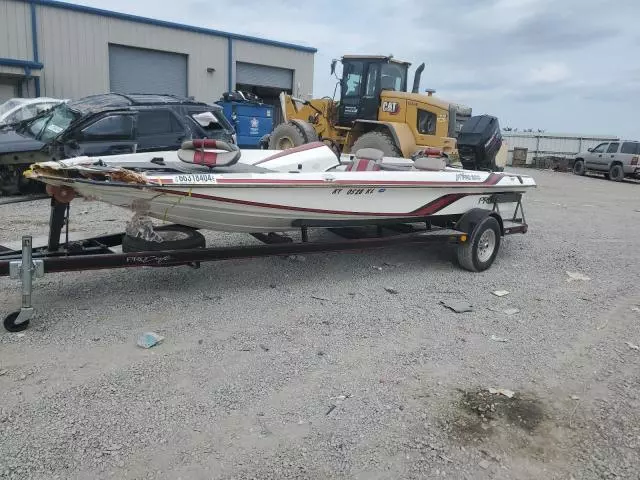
0,93,236,194
0,97,66,126
573,140,640,181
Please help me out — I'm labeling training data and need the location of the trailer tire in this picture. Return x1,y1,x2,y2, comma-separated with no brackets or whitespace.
268,123,307,150
572,159,586,176
609,163,624,182
351,131,402,157
122,225,206,253
456,216,501,272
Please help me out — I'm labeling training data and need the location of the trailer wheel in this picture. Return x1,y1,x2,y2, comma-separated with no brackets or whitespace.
609,163,624,182
572,159,586,176
457,216,501,272
3,311,29,333
122,225,206,253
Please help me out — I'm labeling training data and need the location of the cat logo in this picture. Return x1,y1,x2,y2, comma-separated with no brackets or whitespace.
381,101,400,114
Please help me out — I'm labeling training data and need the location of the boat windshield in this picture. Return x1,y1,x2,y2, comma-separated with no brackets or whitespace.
24,104,78,141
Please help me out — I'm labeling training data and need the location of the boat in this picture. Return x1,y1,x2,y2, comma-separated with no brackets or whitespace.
24,140,536,234
1,141,537,331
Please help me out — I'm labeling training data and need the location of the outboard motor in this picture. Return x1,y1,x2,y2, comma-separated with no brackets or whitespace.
456,115,502,171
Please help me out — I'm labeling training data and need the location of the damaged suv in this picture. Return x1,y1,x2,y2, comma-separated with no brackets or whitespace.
0,93,236,194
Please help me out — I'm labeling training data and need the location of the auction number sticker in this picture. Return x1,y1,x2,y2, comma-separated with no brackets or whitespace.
172,174,217,184
46,125,63,134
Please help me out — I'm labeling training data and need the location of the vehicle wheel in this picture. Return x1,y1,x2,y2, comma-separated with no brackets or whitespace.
609,163,624,182
456,216,501,272
572,159,586,176
268,123,307,150
122,225,206,253
351,131,402,157
3,311,29,333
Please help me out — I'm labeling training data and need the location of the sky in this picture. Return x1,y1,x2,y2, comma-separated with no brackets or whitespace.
71,0,640,138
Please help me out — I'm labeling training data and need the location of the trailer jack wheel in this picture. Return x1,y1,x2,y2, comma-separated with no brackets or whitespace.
3,236,44,332
3,311,29,333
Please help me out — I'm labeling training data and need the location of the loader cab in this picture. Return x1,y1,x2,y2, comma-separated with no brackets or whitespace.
336,56,410,127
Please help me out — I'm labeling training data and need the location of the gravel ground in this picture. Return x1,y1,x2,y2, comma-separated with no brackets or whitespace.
1,168,639,480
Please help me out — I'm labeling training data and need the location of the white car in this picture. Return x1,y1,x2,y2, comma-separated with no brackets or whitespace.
0,97,67,126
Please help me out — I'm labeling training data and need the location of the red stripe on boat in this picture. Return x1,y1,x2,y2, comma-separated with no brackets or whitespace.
215,173,502,187
152,188,469,217
410,194,466,215
254,141,328,165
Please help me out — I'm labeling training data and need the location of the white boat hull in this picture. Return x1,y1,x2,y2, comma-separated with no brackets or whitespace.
39,172,533,232
27,143,536,233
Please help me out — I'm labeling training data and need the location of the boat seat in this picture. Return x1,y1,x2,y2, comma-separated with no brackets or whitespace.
178,139,241,168
413,156,447,171
378,163,411,171
346,148,383,171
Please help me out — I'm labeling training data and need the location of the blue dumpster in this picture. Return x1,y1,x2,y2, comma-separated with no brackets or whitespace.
217,100,273,149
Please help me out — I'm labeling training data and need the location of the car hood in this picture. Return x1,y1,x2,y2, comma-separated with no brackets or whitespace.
0,128,46,154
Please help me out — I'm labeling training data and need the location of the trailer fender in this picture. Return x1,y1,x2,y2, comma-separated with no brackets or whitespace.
455,208,504,236
348,121,416,158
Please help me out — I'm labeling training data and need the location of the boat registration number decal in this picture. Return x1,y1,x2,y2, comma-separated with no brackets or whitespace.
173,174,217,184
331,188,378,195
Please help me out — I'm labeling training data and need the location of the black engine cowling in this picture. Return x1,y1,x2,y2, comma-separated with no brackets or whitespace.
456,115,502,171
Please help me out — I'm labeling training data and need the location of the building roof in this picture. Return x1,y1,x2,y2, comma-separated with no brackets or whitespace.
30,0,318,53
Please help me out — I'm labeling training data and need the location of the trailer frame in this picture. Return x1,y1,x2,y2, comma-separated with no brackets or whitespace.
0,194,528,332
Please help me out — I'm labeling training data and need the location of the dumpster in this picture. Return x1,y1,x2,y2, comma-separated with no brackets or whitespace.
217,92,273,149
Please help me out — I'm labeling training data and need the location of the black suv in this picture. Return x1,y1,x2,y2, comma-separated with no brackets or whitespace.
0,93,236,194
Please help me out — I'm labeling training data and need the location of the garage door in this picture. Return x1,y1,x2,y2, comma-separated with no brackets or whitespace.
236,62,293,90
109,44,188,97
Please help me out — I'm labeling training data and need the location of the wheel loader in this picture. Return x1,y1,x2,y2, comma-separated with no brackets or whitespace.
265,55,501,170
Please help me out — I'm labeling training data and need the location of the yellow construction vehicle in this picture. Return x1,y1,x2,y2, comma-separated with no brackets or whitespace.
266,55,473,158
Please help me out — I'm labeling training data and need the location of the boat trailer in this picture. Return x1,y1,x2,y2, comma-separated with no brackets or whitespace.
0,194,528,332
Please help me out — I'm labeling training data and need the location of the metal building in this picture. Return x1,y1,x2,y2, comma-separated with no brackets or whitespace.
502,131,620,165
0,0,316,108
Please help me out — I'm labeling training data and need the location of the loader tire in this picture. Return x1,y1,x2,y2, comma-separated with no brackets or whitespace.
351,131,402,158
268,123,307,150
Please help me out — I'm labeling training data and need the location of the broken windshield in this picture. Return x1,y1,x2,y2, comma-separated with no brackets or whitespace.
191,109,234,132
25,104,78,142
